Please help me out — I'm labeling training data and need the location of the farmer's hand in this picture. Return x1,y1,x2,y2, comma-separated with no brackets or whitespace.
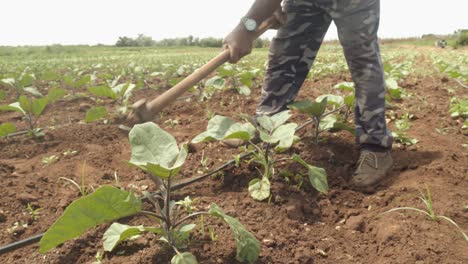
223,25,255,64
269,6,287,29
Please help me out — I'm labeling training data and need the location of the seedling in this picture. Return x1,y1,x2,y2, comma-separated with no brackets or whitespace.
42,155,59,166
1,69,41,98
289,97,354,144
40,123,260,263
64,74,92,96
59,161,92,196
87,82,136,114
391,113,418,146
0,89,65,138
27,203,42,221
192,111,328,201
380,185,467,241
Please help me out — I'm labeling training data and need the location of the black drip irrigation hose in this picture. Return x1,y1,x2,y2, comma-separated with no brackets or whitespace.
0,111,344,255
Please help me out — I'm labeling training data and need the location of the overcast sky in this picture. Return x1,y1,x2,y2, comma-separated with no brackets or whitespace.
1,0,467,46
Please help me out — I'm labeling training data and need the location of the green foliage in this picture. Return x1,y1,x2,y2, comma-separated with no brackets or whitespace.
209,204,260,263
292,155,328,194
193,111,327,200
85,106,108,123
88,82,135,114
129,122,188,179
0,122,16,137
171,252,198,264
39,186,142,253
391,114,418,146
449,97,468,119
454,31,468,48
103,223,150,252
289,97,354,144
380,185,467,241
192,115,256,143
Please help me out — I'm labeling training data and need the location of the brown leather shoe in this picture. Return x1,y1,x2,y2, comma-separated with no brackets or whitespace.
351,150,393,191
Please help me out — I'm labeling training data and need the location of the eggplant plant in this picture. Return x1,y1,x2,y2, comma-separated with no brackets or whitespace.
289,96,354,144
217,65,262,96
0,88,65,137
192,111,328,201
88,82,136,114
1,69,42,98
39,122,260,264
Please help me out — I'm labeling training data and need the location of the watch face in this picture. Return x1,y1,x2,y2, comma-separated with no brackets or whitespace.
244,18,257,31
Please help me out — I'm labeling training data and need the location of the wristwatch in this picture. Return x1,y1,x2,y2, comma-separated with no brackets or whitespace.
241,17,258,32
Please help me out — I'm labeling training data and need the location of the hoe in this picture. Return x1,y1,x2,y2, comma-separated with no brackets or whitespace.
125,17,277,127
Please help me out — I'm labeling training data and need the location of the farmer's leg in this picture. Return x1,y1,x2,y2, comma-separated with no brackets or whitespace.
333,0,393,149
257,0,332,115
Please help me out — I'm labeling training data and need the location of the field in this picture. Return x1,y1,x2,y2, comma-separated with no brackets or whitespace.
0,43,467,263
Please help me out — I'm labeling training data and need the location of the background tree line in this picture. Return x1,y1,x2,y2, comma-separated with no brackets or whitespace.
115,34,271,48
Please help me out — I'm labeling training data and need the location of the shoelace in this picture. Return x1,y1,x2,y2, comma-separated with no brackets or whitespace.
356,152,378,172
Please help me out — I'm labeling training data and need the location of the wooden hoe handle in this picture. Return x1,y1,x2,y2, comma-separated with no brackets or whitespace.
137,16,277,122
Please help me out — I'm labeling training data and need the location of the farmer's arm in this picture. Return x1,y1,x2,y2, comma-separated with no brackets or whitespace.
224,0,283,63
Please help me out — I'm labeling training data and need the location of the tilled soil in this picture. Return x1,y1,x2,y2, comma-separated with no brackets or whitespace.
0,55,467,263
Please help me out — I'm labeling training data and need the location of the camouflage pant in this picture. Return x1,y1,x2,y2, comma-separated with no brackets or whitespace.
257,0,393,149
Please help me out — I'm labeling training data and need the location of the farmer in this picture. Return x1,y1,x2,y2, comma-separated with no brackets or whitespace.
223,0,393,190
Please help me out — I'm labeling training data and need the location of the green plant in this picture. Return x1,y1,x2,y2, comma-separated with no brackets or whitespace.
27,203,43,221
289,97,354,144
1,69,40,98
59,161,92,196
391,113,418,145
192,111,328,201
0,122,16,137
88,82,136,115
0,89,65,137
449,97,468,119
380,185,467,241
42,155,59,166
40,123,260,263
64,74,92,96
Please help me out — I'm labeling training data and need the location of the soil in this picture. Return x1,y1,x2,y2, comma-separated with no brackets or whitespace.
0,51,467,264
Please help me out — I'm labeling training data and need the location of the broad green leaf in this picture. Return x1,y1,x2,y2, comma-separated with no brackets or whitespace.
31,97,49,116
41,70,59,81
248,177,271,201
171,252,198,264
0,102,25,114
1,78,15,87
256,110,292,132
289,98,327,118
75,75,91,88
238,85,251,96
292,155,328,194
259,123,297,151
238,71,255,87
344,94,355,107
386,79,399,90
39,186,142,253
205,76,225,90
85,106,108,123
19,74,34,88
47,88,66,103
209,204,260,263
319,114,338,131
334,82,355,92
129,122,188,179
218,65,235,77
0,122,16,137
64,76,75,87
316,94,344,107
178,224,196,233
103,223,146,252
329,122,356,135
23,87,43,97
88,86,117,100
19,95,32,113
192,115,256,143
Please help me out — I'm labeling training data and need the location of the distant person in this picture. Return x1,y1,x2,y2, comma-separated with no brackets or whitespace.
223,0,393,190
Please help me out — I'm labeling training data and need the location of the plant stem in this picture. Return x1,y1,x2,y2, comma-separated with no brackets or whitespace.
140,211,166,222
173,212,208,229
